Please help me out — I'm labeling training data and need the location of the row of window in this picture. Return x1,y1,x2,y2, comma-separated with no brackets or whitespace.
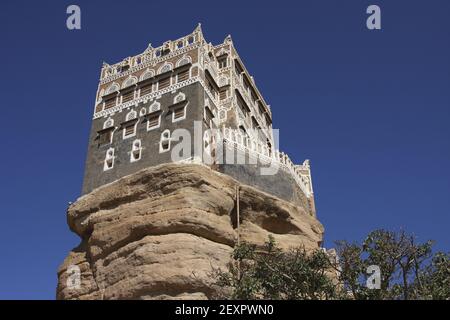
100,66,191,112
103,129,173,171
99,98,187,146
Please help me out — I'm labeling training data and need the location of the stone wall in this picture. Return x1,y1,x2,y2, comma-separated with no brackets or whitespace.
82,82,205,194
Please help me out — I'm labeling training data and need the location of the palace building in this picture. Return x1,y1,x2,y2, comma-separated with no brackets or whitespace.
82,24,316,216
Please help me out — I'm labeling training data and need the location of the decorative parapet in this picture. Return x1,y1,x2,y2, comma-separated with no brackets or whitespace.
220,127,313,198
99,24,204,85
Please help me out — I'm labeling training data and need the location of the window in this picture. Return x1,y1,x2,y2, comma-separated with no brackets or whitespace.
130,140,142,162
159,63,172,74
258,102,265,115
105,83,119,95
159,130,171,153
140,83,152,96
125,110,137,121
104,97,116,109
147,114,160,131
140,69,154,81
98,130,113,146
122,77,137,89
103,118,114,129
158,77,170,90
235,60,244,75
122,91,134,103
204,106,214,128
177,41,184,49
149,101,161,113
188,36,194,44
177,69,189,82
123,123,136,138
176,57,191,67
219,88,228,100
173,106,186,122
104,148,115,171
236,92,250,117
123,111,137,139
173,92,186,104
218,57,227,69
252,116,260,129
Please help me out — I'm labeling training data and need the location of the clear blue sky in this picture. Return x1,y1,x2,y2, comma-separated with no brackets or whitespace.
0,0,449,299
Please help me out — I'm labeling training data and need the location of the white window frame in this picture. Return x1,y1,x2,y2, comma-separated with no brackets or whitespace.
173,92,186,104
159,130,171,153
147,114,161,131
103,148,115,171
172,103,188,123
123,122,137,139
103,117,114,129
176,68,191,83
130,139,142,163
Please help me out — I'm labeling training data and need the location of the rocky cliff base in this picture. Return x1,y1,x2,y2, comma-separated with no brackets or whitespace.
57,163,324,300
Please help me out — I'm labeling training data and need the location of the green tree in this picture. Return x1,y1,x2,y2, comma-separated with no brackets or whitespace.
212,230,449,300
212,236,338,300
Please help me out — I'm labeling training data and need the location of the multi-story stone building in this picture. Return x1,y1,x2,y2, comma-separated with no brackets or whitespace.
82,24,316,215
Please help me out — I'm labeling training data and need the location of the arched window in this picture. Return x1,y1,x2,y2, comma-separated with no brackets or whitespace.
176,56,191,67
123,110,138,139
104,148,115,171
125,110,137,121
149,101,161,113
176,41,184,49
130,139,142,162
103,118,114,129
173,92,186,104
140,69,154,81
159,130,171,153
105,83,119,95
158,63,172,74
122,76,137,89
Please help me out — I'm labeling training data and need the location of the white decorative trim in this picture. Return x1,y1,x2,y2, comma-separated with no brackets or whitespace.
125,109,137,121
98,88,105,99
172,102,188,123
147,113,161,131
218,76,229,87
100,44,200,85
173,92,186,104
103,117,114,129
121,75,138,89
123,110,137,139
130,139,142,163
221,127,313,198
158,62,173,74
176,55,192,67
105,82,119,95
93,76,214,119
103,148,115,171
149,101,161,113
159,129,171,153
140,68,155,81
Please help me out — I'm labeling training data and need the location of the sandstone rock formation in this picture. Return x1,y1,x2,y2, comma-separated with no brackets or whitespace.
57,163,324,300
